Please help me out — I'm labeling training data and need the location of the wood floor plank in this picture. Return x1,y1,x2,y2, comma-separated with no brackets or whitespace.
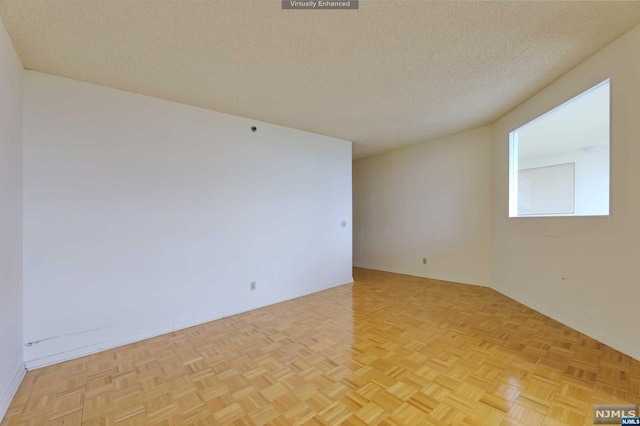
2,268,639,425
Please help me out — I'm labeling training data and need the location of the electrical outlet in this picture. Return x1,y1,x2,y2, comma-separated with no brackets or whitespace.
250,281,256,291
422,257,427,265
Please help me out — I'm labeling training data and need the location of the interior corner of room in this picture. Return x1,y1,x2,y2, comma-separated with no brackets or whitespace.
1,2,640,424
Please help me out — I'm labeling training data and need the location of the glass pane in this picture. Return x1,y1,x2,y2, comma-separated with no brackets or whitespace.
509,80,610,217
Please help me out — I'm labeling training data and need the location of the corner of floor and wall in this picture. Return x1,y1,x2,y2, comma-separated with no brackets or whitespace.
0,18,26,423
488,21,640,363
353,23,640,363
3,15,640,426
0,15,355,423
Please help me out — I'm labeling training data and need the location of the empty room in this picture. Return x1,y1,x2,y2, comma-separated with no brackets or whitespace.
1,1,639,425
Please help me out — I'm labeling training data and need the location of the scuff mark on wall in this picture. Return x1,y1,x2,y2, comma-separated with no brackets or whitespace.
25,324,119,346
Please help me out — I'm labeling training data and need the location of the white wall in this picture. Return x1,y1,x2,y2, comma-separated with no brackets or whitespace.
518,148,610,216
353,126,492,286
492,24,640,360
23,71,353,369
0,19,25,422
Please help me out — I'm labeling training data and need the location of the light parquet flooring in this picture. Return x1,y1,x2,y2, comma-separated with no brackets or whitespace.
3,268,639,425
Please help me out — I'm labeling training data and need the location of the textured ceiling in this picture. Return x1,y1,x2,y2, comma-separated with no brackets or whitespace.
1,1,640,159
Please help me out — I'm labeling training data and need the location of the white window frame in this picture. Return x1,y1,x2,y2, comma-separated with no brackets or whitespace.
508,79,611,218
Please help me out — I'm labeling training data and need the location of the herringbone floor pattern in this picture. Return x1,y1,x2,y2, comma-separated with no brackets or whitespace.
2,268,639,425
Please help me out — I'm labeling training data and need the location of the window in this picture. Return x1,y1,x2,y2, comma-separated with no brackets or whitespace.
509,80,610,217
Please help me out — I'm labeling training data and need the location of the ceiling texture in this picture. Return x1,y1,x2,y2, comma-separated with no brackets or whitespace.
1,1,640,159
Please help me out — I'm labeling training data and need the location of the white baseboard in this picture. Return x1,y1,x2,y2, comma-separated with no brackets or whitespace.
353,263,640,361
25,277,354,370
353,263,487,287
355,264,640,361
0,350,26,423
495,285,640,362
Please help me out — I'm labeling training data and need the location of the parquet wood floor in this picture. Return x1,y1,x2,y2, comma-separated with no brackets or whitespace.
2,268,639,425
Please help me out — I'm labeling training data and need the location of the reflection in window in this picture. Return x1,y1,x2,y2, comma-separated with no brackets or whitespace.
509,80,610,217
